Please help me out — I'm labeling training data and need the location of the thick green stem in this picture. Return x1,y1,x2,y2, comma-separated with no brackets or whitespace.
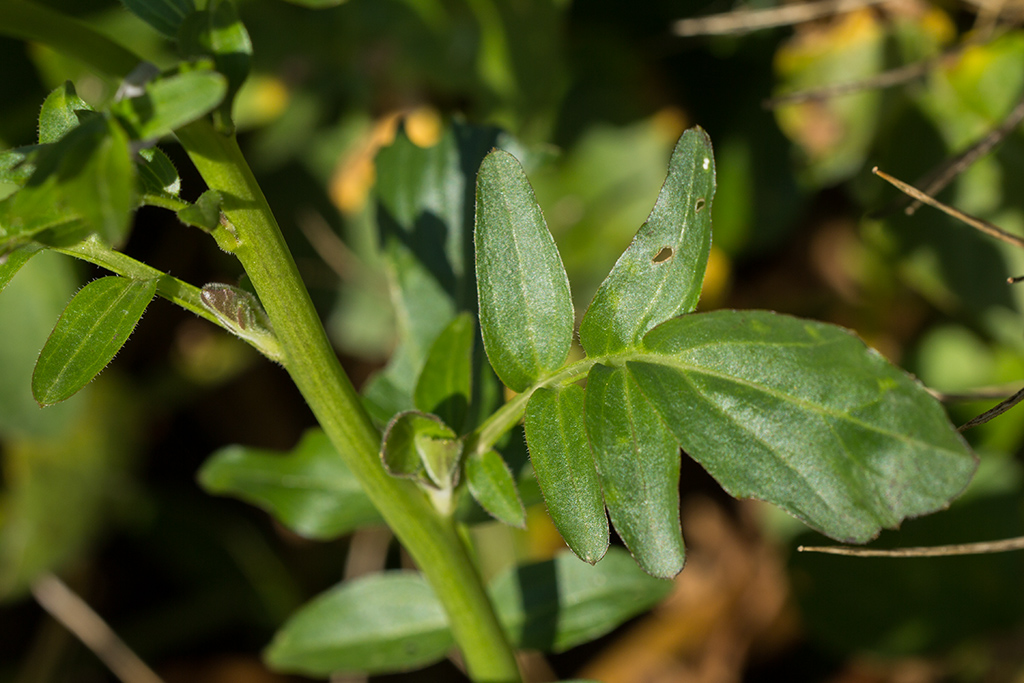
175,124,521,682
0,7,522,681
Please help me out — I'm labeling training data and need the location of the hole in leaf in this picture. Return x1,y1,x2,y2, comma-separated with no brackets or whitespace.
695,198,706,212
652,247,674,263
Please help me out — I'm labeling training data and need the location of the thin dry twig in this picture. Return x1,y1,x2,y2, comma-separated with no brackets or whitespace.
673,0,892,36
926,384,1024,402
904,94,1024,216
872,166,1024,249
799,536,1024,556
958,385,1024,431
31,574,165,683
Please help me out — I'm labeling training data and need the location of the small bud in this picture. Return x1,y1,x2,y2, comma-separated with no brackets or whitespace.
200,283,283,362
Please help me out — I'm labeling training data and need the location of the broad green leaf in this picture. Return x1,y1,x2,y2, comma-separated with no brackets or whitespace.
200,283,282,361
198,429,382,540
137,147,181,198
32,276,158,406
38,82,92,145
179,190,223,231
585,364,684,579
524,385,608,564
0,245,42,294
489,548,674,652
632,310,977,543
475,149,573,392
464,449,526,528
265,571,453,675
414,312,474,430
111,69,227,140
381,411,461,489
122,0,195,38
579,127,716,356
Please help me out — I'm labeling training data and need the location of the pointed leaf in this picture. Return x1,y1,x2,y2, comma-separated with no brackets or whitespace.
489,548,674,653
111,69,227,140
38,82,92,145
381,411,461,489
265,571,452,676
198,429,382,540
579,127,716,355
585,363,684,579
632,310,978,543
137,146,181,198
0,244,42,295
475,149,574,392
0,146,42,188
121,0,195,38
414,312,474,430
465,449,526,527
32,276,157,405
524,384,608,564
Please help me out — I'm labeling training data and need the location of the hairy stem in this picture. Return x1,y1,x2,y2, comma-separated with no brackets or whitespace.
0,7,521,681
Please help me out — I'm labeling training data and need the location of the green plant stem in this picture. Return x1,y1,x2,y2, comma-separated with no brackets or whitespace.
175,122,520,683
0,7,522,679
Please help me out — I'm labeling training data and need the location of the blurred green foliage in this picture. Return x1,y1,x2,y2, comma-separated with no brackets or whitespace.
3,0,1024,679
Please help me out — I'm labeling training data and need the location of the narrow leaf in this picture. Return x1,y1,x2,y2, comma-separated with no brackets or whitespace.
633,310,978,543
489,548,674,653
0,244,42,294
121,0,195,38
198,428,382,540
38,82,92,145
111,69,227,140
32,276,157,405
585,363,685,579
265,571,452,676
414,312,474,430
475,149,573,392
524,385,608,564
381,411,461,489
579,127,716,355
465,449,526,527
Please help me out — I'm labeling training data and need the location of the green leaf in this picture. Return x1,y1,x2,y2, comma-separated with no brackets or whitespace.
265,571,453,676
414,312,474,431
32,276,158,406
2,115,136,250
474,149,573,392
38,82,92,145
110,68,227,140
489,548,674,652
0,146,42,188
524,385,608,564
121,0,195,38
381,411,461,489
579,127,716,356
177,0,252,127
200,283,282,361
0,244,42,295
464,449,526,528
137,146,181,198
585,363,684,579
198,428,382,540
178,189,222,231
277,0,348,7
632,310,978,543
